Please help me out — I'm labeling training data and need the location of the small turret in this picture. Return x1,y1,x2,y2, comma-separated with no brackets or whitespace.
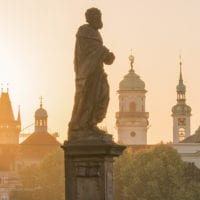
34,97,48,133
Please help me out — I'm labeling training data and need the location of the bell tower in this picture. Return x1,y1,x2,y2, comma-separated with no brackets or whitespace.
172,57,191,143
34,97,48,133
116,54,149,145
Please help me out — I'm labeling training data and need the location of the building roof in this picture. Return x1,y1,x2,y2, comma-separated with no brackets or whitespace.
119,70,145,91
0,92,15,123
181,127,200,143
21,132,60,145
119,54,145,91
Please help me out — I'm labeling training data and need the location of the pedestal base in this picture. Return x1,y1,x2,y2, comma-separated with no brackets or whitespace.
62,135,125,200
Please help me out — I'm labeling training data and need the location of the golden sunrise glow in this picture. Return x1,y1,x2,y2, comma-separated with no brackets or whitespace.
1,0,200,144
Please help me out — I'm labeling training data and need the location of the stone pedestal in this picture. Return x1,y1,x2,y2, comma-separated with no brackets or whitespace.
62,134,125,200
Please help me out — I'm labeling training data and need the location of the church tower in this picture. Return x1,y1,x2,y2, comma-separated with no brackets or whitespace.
34,97,48,133
116,54,149,145
0,89,21,144
172,57,191,143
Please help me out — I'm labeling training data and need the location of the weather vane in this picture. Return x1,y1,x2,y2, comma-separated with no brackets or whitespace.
129,49,134,71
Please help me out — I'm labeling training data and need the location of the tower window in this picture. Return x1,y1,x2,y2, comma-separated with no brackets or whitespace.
179,128,185,141
178,118,186,126
129,101,136,112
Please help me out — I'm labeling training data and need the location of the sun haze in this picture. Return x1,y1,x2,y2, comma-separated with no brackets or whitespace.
0,0,200,144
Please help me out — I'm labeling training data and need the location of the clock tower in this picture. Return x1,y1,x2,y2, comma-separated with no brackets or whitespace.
172,57,191,143
116,54,149,145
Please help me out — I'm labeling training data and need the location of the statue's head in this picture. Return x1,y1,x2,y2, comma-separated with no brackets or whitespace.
85,8,103,30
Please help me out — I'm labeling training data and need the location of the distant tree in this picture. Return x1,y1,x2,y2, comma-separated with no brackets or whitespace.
10,148,65,200
114,144,200,200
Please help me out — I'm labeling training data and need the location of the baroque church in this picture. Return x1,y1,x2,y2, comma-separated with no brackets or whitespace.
116,54,200,168
0,90,60,200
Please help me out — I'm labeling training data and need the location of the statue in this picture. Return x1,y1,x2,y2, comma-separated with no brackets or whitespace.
68,8,115,140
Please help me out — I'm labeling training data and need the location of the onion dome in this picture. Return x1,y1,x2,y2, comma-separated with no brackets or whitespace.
119,54,145,91
172,104,191,115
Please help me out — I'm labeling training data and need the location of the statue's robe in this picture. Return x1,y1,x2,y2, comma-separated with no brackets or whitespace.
69,24,110,135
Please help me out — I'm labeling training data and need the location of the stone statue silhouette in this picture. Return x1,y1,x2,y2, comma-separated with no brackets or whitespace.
68,8,115,141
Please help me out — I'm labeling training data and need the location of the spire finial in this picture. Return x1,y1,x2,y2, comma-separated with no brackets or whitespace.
179,54,183,81
39,96,43,108
128,49,134,71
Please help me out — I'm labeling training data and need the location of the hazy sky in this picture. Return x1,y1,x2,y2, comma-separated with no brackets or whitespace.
1,0,200,144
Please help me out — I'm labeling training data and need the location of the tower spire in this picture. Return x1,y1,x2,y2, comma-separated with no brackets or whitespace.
179,55,183,82
39,96,43,108
172,56,191,143
176,55,186,102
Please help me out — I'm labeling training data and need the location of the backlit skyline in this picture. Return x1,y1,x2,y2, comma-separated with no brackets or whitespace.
1,0,200,143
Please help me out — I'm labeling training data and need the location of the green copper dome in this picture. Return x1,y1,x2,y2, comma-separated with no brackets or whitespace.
119,70,145,91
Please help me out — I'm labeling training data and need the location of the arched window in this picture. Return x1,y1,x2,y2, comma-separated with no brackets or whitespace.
129,101,136,112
